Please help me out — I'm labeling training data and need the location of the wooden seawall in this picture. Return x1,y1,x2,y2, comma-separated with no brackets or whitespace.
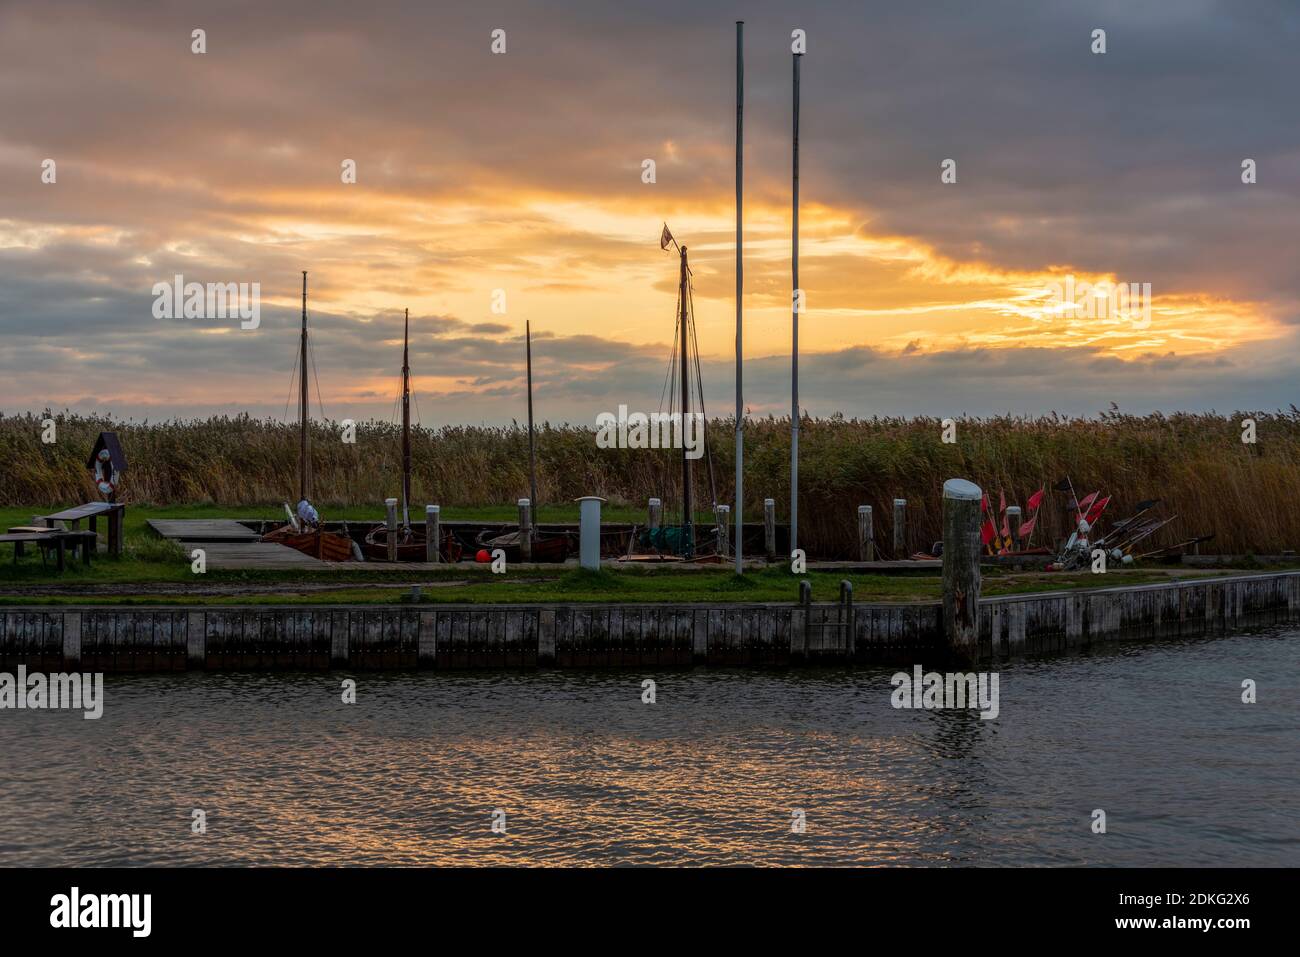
1,572,1297,672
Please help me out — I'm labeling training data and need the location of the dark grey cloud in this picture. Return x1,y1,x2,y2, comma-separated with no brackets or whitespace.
1,0,1297,421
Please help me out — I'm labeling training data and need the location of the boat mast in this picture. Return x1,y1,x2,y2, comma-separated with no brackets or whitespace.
679,245,694,559
401,307,411,528
299,270,309,503
526,319,538,516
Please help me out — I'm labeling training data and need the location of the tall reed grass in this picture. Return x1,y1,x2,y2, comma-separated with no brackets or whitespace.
4,409,1297,557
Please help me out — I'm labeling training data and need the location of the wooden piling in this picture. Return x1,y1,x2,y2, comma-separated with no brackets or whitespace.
857,505,873,561
426,505,440,563
384,498,398,562
108,505,124,557
892,498,907,558
942,479,983,663
518,498,532,562
763,498,776,561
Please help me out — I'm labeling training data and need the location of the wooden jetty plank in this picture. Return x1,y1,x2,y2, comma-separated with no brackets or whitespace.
148,519,262,542
179,541,328,569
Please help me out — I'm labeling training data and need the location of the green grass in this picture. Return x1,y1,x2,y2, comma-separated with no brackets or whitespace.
0,504,1268,607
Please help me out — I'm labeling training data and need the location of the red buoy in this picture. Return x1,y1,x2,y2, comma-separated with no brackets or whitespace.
475,548,491,563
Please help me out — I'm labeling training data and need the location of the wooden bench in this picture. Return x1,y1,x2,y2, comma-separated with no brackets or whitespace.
37,502,125,557
0,530,97,571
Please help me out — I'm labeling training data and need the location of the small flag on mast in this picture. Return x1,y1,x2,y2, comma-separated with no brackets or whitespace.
660,223,675,250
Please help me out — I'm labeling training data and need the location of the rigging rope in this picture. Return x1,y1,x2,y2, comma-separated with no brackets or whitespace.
687,278,718,509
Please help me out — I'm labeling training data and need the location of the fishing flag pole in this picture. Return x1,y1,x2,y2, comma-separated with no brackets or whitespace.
734,20,744,574
790,51,802,555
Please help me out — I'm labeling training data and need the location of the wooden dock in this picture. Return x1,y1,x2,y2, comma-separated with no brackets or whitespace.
182,542,329,569
147,519,262,542
1,571,1296,671
148,519,331,568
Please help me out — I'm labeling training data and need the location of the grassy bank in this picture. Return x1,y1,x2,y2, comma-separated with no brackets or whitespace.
0,497,1262,605
0,562,1204,606
4,409,1300,557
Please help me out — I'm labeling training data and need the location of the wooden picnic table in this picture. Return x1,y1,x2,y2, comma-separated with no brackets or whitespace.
0,530,97,571
38,502,125,556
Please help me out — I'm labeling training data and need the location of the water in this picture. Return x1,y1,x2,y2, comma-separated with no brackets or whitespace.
1,629,1296,866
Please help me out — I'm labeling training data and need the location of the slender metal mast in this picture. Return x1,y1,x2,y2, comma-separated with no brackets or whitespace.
790,53,801,555
401,307,411,528
679,245,694,559
734,19,744,575
299,270,309,503
526,319,538,515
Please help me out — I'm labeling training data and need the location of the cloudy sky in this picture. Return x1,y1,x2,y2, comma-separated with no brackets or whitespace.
1,0,1297,426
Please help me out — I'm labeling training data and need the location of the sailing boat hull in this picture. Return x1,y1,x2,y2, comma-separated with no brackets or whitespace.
361,528,465,563
262,524,355,562
475,529,573,563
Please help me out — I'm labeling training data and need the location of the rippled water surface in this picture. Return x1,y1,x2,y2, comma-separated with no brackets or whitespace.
1,629,1296,866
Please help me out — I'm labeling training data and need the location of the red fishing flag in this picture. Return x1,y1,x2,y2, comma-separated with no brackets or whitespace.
1085,495,1111,525
980,493,997,546
1026,487,1045,511
1018,513,1038,540
1076,491,1099,515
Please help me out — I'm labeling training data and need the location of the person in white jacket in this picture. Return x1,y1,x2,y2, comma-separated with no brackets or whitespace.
296,499,320,530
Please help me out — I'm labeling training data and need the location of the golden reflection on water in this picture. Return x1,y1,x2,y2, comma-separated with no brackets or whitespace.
0,639,1293,867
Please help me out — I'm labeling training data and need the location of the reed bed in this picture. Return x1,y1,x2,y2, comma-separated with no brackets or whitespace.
3,409,1298,557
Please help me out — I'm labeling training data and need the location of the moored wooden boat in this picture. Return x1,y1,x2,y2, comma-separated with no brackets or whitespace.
261,271,357,562
475,527,573,563
264,524,355,562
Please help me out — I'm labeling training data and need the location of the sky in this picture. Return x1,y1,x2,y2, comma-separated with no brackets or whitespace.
1,0,1297,427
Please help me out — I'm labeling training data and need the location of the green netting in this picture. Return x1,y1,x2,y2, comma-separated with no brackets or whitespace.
638,525,697,556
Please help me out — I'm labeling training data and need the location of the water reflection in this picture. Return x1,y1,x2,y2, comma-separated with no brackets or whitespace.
0,629,1294,866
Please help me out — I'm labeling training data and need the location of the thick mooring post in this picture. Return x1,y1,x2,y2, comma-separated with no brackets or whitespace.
1005,505,1022,551
763,498,776,561
715,505,730,558
858,505,874,561
892,498,907,558
425,505,440,563
518,498,532,562
576,496,605,571
942,479,983,663
385,497,398,562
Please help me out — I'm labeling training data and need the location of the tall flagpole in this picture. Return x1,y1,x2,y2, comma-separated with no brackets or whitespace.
526,319,538,512
679,246,694,559
734,20,744,574
791,52,801,556
299,270,309,504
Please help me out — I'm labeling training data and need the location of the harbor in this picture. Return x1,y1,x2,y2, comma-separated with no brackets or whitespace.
1,625,1293,868
3,570,1296,671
